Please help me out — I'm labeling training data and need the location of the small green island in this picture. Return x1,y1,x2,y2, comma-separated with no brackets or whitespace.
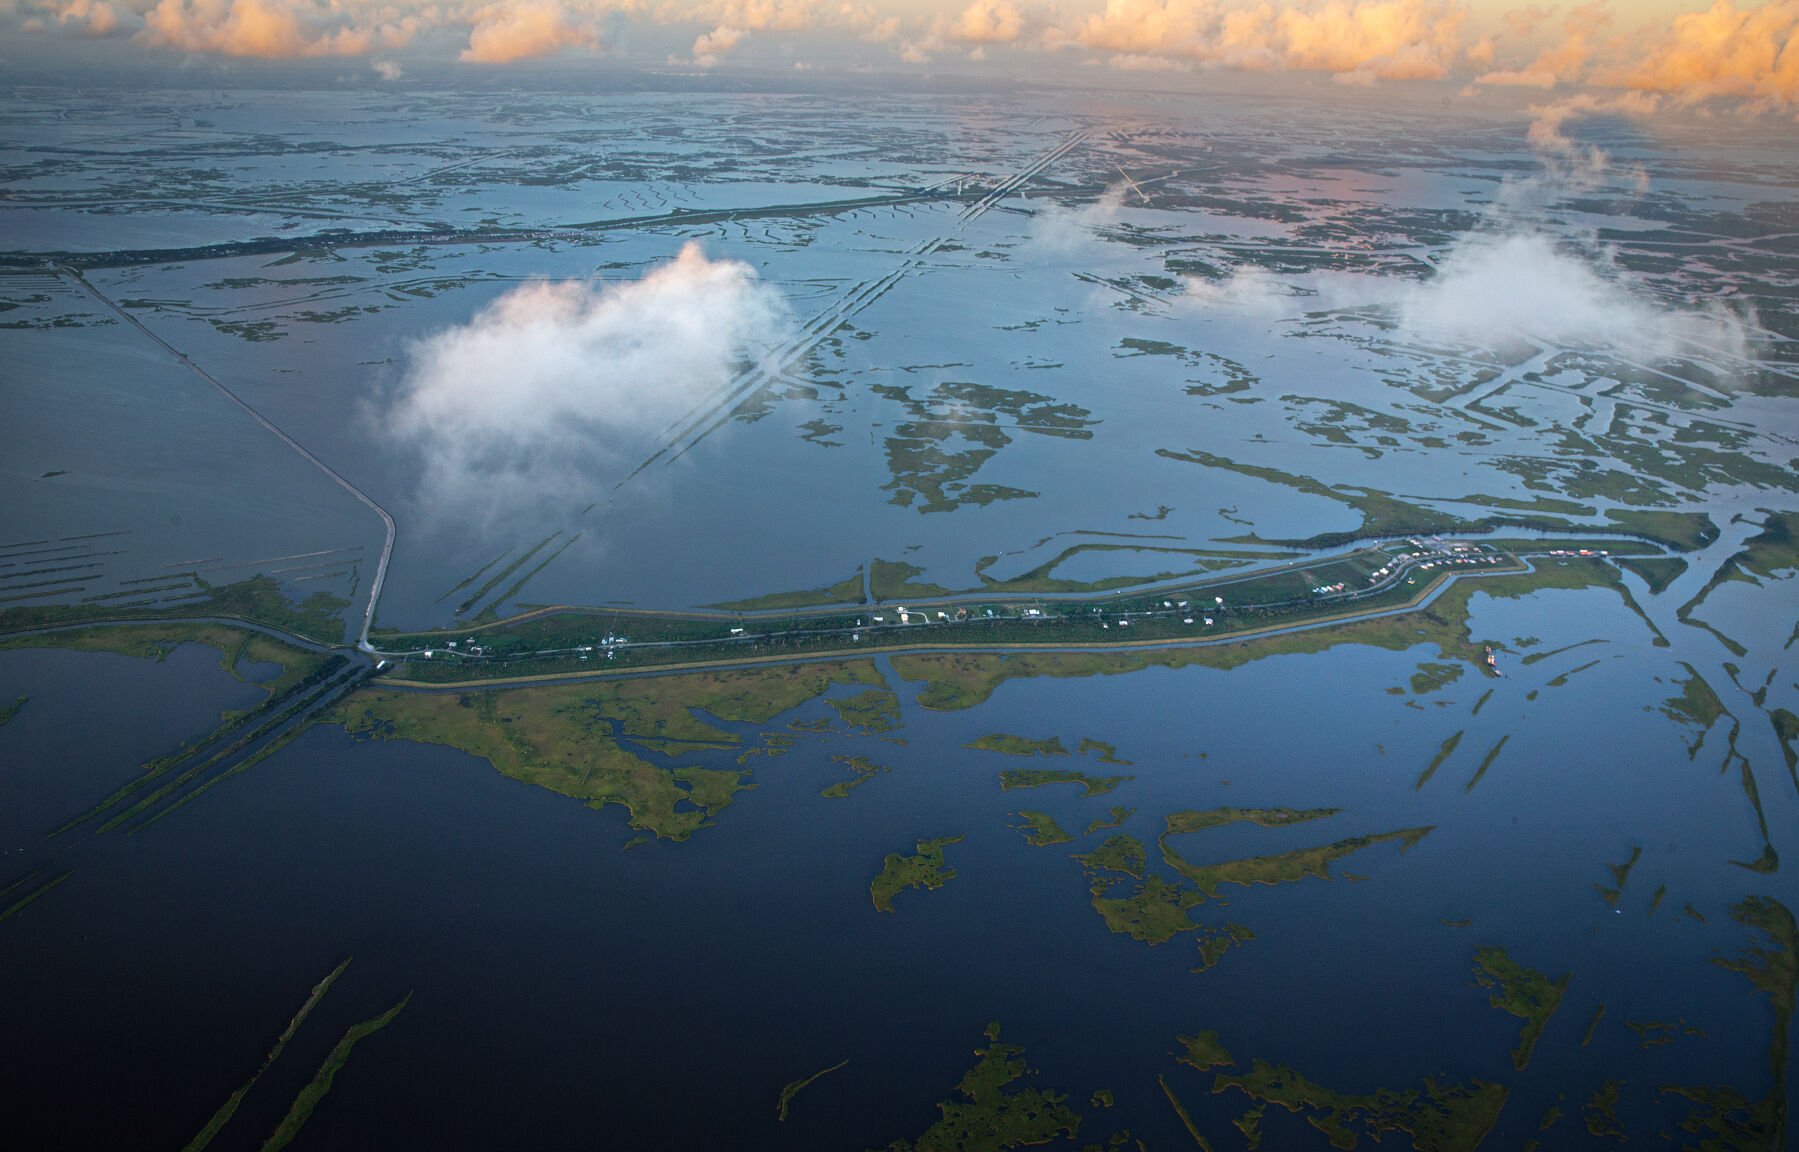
1473,946,1570,1071
776,1058,848,1121
998,768,1132,796
1073,808,1432,949
822,754,888,798
870,837,964,913
967,733,1068,756
1012,810,1075,847
1085,806,1133,835
875,1023,1082,1151
1183,1024,1511,1152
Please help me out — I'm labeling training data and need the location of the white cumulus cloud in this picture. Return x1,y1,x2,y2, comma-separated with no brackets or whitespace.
383,243,793,529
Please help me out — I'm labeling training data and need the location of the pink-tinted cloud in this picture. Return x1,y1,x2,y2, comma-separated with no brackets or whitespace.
461,1,600,63
1602,0,1799,106
950,0,1023,42
687,20,745,63
54,0,123,36
1475,0,1610,89
1068,0,1476,82
894,0,1033,62
700,0,818,30
137,0,417,58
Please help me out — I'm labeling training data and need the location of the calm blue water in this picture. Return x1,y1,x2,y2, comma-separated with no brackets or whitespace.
1,580,1788,1150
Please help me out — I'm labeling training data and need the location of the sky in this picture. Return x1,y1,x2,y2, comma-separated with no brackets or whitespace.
0,0,1793,118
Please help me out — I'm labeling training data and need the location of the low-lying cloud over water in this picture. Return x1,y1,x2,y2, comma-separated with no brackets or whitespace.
1027,183,1126,253
1180,106,1754,365
1382,231,1750,358
382,242,792,529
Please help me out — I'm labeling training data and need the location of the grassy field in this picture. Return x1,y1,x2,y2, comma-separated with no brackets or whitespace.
998,768,1132,797
1616,556,1689,594
328,660,885,840
0,574,348,645
1473,946,1570,1071
708,570,866,611
869,559,952,602
373,540,1694,687
869,836,962,912
1736,511,1799,579
1661,896,1793,1150
875,1024,1081,1150
967,733,1067,756
0,621,334,706
1011,810,1075,847
1211,1055,1509,1152
890,557,1648,711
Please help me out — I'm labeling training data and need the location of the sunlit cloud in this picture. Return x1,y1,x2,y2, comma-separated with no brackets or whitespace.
1067,0,1476,82
53,0,124,36
0,0,1789,115
1601,0,1799,107
1104,50,1188,70
137,0,418,58
950,0,1022,41
1395,232,1747,358
1318,102,1749,361
682,20,745,64
896,0,1034,63
461,0,600,63
1474,0,1610,89
1470,0,1798,112
382,243,793,530
695,0,820,30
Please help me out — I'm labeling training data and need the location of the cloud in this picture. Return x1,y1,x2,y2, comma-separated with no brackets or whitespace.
53,0,124,36
1469,1,1798,112
1474,0,1609,90
697,0,819,31
1393,231,1747,356
372,56,401,78
1601,0,1799,107
461,1,600,63
1525,90,1661,153
1105,51,1188,70
893,0,1036,62
951,0,1023,42
1300,105,1753,362
1298,230,1751,364
1179,265,1290,315
1522,89,1660,190
383,243,793,530
1500,3,1554,39
686,20,745,64
1068,0,1476,82
1028,183,1127,253
137,0,417,58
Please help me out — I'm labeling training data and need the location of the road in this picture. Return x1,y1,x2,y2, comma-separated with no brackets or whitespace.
60,267,397,654
367,541,1527,677
379,554,1546,693
0,536,1646,696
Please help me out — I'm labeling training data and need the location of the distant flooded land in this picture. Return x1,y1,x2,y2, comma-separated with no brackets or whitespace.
3,52,1796,1152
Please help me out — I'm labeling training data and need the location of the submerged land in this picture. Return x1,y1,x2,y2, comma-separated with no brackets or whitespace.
2,80,1795,1152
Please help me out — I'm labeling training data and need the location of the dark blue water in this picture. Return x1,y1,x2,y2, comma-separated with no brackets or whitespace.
0,600,1787,1150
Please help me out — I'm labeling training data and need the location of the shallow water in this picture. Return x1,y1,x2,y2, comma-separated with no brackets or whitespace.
1,573,1789,1149
3,81,1795,1150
